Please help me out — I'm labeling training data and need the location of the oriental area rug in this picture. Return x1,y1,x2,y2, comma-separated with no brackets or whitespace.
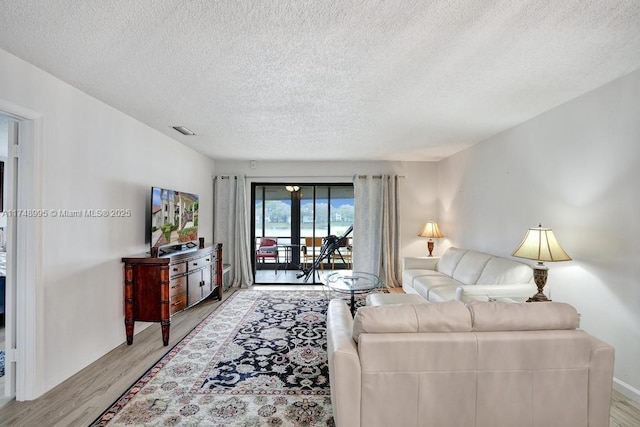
92,289,348,427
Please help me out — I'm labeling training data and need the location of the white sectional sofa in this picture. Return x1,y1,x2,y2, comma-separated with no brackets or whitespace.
327,298,615,427
402,247,536,302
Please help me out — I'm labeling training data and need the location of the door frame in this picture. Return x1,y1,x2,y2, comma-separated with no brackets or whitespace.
0,98,43,400
251,182,354,284
252,183,306,272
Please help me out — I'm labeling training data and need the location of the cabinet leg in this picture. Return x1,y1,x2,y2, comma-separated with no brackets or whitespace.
125,319,134,345
161,320,170,346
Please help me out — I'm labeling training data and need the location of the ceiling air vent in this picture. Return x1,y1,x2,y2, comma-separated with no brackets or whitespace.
172,126,196,136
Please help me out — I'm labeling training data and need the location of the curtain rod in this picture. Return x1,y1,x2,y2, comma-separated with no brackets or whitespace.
243,175,405,179
216,175,406,180
245,175,354,179
355,175,406,179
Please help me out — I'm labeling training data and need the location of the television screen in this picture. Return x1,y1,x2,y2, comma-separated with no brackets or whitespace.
150,187,199,252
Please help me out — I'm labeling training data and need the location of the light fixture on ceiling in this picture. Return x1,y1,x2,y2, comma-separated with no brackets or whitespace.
285,185,300,192
172,126,196,136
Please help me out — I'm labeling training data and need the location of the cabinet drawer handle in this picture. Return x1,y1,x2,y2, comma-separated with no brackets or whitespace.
173,267,178,272
193,263,198,266
172,301,182,306
171,283,183,289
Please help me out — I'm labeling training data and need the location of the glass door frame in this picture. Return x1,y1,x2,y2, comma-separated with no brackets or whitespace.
251,182,354,284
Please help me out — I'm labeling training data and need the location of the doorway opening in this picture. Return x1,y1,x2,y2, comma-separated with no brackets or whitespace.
0,103,41,402
251,183,354,284
0,113,14,404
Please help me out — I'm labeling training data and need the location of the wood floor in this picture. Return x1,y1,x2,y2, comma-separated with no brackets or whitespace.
0,286,638,426
612,393,640,427
0,289,233,426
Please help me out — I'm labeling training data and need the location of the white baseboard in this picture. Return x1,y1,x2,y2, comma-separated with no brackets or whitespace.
613,377,640,402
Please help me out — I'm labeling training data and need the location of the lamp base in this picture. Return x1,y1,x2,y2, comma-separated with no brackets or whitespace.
527,292,551,302
527,263,551,303
427,240,434,257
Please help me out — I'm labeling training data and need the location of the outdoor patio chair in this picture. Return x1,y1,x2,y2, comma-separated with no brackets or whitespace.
256,237,279,274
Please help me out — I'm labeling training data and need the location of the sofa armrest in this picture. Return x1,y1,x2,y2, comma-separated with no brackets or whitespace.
327,299,361,427
455,283,538,301
587,336,615,426
403,256,439,271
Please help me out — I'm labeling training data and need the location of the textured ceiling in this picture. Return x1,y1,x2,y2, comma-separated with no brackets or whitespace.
1,1,639,161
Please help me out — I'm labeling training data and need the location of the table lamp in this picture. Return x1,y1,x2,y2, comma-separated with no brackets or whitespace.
418,220,444,257
511,223,571,302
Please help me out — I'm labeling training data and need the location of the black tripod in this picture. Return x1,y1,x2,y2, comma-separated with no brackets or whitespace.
297,225,353,282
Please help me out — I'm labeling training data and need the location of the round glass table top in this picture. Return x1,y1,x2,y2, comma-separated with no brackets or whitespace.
323,270,380,293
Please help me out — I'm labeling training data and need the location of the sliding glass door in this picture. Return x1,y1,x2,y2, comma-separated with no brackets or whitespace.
252,183,354,284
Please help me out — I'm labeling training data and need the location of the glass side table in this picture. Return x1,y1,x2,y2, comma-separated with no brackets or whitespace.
322,270,381,316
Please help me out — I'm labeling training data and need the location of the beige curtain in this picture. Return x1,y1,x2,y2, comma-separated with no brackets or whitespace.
353,175,402,288
213,175,253,288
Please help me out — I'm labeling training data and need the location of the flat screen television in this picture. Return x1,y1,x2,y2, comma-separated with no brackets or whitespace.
150,186,199,254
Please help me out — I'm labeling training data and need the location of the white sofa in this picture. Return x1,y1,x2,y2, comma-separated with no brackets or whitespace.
327,298,615,427
403,247,536,302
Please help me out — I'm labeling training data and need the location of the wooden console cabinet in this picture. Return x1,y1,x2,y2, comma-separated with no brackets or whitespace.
122,243,223,346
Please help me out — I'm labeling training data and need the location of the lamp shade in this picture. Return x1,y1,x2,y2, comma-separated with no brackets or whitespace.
418,221,444,239
512,224,571,262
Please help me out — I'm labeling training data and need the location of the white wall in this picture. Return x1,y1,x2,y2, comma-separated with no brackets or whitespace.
438,68,640,399
214,159,439,262
0,48,215,395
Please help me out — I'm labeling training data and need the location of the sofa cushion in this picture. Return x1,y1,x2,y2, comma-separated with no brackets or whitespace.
402,269,443,287
426,285,460,302
366,293,427,306
436,247,467,276
412,275,460,300
476,257,532,286
451,251,493,285
468,301,580,331
352,301,471,342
